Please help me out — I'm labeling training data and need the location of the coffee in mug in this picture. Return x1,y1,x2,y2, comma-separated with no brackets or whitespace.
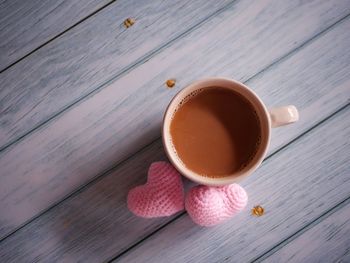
170,87,261,177
162,78,299,186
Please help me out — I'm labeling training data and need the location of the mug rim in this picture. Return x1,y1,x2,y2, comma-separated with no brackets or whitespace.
162,77,271,186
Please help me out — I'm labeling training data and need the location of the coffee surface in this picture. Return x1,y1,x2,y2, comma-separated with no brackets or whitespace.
170,87,261,177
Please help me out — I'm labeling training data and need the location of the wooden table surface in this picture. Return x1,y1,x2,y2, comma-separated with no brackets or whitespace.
0,0,349,262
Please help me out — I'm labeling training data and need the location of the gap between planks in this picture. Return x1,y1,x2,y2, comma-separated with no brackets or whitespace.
251,195,350,262
1,27,349,259
0,0,117,74
0,11,348,245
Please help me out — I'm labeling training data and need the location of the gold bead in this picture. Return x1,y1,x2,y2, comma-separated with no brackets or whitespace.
252,205,265,217
166,79,176,88
124,18,135,28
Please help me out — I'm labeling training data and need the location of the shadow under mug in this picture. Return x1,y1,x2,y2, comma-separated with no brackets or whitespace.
162,77,299,186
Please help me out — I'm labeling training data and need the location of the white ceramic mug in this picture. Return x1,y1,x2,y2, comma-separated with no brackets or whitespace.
162,77,299,186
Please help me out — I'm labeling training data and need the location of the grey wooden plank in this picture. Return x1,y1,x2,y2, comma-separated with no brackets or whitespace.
0,0,349,241
0,141,169,263
116,107,350,263
0,14,349,263
0,0,232,150
0,0,112,71
261,200,350,263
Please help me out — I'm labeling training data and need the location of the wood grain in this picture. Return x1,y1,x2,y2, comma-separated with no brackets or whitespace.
0,0,232,150
0,0,349,240
0,140,170,262
0,18,349,262
261,199,350,263
0,0,112,71
116,106,350,263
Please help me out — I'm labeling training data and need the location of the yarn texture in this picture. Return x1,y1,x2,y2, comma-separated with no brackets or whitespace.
127,162,248,226
127,161,184,218
185,184,248,226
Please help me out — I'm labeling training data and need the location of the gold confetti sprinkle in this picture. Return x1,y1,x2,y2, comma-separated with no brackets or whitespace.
252,205,265,217
166,79,176,88
124,18,135,28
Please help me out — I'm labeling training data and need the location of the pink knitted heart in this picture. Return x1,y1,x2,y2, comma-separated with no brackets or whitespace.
127,161,184,218
185,184,248,226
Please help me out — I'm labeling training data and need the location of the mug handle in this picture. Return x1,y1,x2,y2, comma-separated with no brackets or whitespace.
269,105,299,128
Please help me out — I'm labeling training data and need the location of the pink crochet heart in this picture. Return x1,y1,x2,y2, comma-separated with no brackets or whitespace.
185,184,248,226
127,161,184,218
